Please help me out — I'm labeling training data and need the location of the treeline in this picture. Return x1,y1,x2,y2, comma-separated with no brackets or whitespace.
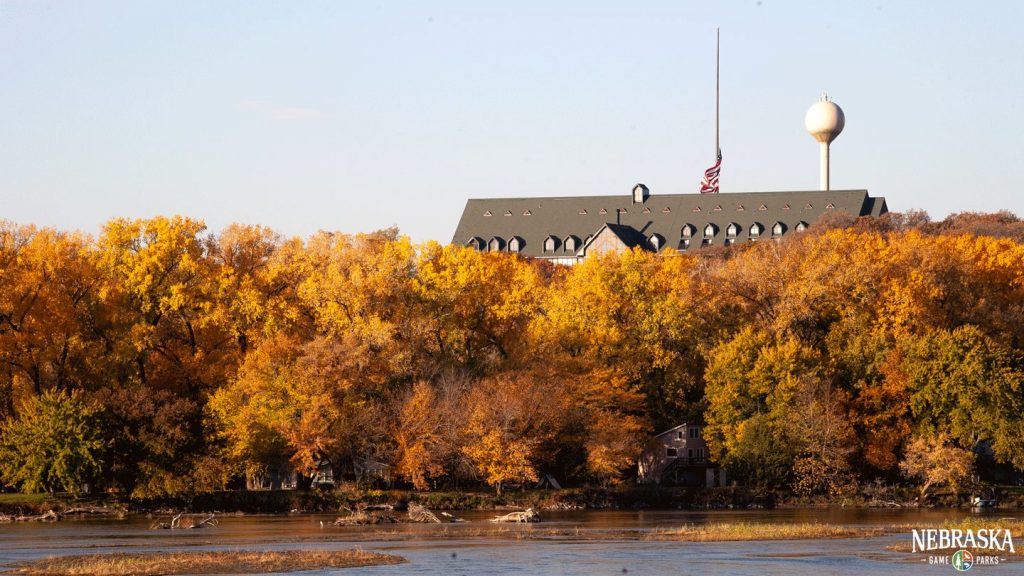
1,210,1023,498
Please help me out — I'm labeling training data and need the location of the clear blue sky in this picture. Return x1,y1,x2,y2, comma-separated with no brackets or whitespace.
2,1,1022,242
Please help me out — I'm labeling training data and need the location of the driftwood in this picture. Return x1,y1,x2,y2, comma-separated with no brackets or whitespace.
407,503,441,523
62,506,126,517
1,510,61,522
332,511,398,526
360,504,394,512
490,508,541,523
150,513,219,530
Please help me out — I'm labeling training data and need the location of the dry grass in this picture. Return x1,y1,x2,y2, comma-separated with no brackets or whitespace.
5,549,405,575
885,516,1024,555
648,522,886,542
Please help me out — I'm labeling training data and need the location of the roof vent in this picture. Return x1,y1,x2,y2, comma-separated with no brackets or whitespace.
632,183,649,205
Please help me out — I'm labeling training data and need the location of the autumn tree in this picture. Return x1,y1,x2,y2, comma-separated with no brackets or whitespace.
462,372,566,494
703,328,822,487
0,390,105,494
534,248,703,429
900,433,975,499
413,242,545,371
903,326,1024,468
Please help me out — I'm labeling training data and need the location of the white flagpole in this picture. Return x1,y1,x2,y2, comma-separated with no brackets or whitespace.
715,27,720,158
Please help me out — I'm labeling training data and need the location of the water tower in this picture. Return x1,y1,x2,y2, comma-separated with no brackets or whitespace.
805,94,845,191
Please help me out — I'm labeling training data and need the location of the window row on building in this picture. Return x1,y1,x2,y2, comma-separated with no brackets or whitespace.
464,220,809,255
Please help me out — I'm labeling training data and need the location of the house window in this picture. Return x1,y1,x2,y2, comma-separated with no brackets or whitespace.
703,224,716,238
543,236,558,253
666,448,678,457
726,223,738,238
488,237,504,252
564,235,579,252
796,221,808,232
749,223,763,239
648,234,663,251
508,237,522,253
772,222,785,236
681,224,694,239
466,237,484,251
688,449,694,459
696,448,705,460
677,431,683,440
689,427,698,439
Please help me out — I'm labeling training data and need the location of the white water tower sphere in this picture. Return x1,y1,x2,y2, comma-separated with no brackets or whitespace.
805,94,845,191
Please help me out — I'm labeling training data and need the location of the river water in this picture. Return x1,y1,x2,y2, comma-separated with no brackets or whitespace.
0,508,1019,575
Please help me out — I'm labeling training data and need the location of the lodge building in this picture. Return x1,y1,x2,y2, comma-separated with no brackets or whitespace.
452,186,888,264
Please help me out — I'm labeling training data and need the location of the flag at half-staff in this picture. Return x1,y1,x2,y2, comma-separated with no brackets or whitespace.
699,150,722,194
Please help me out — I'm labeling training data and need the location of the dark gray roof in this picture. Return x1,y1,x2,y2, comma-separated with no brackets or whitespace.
452,189,887,258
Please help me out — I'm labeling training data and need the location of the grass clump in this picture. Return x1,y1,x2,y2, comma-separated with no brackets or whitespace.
649,522,885,542
5,549,405,575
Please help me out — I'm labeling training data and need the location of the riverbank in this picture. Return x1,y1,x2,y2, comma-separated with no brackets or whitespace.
4,483,1023,517
2,550,405,575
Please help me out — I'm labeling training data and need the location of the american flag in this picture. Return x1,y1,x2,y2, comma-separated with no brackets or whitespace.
699,150,722,194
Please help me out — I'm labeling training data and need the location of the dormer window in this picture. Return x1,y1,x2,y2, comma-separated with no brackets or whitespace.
726,223,739,238
772,222,785,236
466,237,484,251
508,236,523,253
703,223,716,238
796,221,808,232
648,233,664,251
543,235,559,253
749,223,763,239
681,224,695,239
488,237,504,252
564,235,580,253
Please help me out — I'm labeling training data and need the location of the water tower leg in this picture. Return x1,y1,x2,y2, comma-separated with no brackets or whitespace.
820,143,830,191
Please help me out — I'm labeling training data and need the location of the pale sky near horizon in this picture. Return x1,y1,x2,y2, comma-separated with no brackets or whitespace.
2,1,1022,243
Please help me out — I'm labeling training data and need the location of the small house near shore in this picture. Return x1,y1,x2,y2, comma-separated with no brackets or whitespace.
638,423,725,488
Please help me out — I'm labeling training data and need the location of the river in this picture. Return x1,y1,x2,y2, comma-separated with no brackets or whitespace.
0,509,1018,574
